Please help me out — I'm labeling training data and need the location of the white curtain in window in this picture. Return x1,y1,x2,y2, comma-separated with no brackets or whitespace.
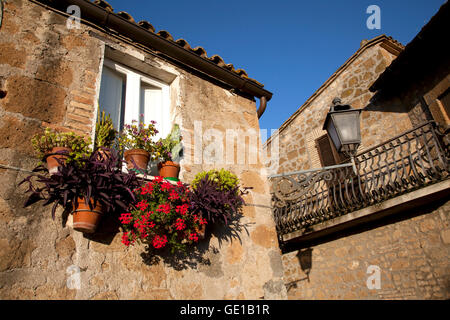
98,66,125,130
140,84,164,140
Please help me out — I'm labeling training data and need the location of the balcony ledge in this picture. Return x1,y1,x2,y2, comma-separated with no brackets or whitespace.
282,179,450,243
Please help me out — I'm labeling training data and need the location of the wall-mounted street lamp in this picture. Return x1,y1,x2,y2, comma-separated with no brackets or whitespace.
323,97,362,173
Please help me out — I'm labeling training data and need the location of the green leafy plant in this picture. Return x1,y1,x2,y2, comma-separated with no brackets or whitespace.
117,118,158,154
191,168,240,192
31,128,91,164
154,124,182,162
95,111,117,149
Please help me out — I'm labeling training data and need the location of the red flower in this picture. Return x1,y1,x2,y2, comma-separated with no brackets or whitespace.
140,182,154,195
122,232,131,246
168,189,180,200
154,176,164,183
136,200,149,211
189,232,198,242
175,204,189,215
156,203,171,214
119,213,133,224
174,218,186,231
152,235,167,249
161,181,172,191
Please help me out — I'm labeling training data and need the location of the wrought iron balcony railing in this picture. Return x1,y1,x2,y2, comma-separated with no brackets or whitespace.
270,121,450,241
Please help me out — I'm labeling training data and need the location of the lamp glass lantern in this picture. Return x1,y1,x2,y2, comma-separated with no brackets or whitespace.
323,98,362,157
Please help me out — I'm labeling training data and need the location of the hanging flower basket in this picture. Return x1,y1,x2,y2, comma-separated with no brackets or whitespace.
72,197,103,234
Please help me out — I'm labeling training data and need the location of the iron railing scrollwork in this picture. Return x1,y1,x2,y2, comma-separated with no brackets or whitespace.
270,121,450,240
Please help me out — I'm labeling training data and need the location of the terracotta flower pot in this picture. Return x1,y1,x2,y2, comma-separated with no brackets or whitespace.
157,161,180,179
124,149,150,171
72,197,103,233
195,224,206,240
46,147,71,174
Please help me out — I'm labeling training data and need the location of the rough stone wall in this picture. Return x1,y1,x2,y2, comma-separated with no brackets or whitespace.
265,40,412,174
266,36,449,300
282,199,450,300
0,0,286,300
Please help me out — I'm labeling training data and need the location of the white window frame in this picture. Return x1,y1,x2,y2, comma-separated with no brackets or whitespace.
101,58,171,140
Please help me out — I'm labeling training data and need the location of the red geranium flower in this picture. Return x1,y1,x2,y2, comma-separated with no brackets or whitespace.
168,189,180,200
156,203,171,214
174,218,186,231
175,204,189,215
189,232,198,242
136,200,149,211
119,213,133,224
122,232,131,246
152,235,167,249
161,181,173,191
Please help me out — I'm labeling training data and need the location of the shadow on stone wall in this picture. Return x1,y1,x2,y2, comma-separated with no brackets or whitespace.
80,207,253,271
138,212,252,270
285,247,313,292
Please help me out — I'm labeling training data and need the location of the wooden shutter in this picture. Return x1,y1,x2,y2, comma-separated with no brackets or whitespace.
316,134,337,167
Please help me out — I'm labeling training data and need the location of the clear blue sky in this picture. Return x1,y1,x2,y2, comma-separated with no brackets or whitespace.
104,0,445,138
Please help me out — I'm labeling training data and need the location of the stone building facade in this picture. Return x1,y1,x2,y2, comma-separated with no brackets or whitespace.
266,2,450,300
265,35,409,174
0,0,287,299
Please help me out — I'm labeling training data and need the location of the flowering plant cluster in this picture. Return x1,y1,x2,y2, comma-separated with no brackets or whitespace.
117,117,158,154
120,176,206,253
154,140,172,162
154,124,182,163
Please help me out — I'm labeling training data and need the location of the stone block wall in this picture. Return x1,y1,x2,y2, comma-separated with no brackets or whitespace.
282,199,450,300
265,34,449,300
0,0,286,300
265,38,412,174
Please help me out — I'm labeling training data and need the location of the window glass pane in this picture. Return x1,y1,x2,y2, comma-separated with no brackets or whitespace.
140,82,163,140
98,66,126,131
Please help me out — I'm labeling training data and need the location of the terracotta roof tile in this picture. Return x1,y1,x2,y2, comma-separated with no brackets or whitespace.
157,30,174,41
175,39,191,50
93,0,113,12
235,69,248,77
209,55,226,67
191,46,208,58
224,63,235,71
138,20,155,33
116,11,135,23
88,0,264,87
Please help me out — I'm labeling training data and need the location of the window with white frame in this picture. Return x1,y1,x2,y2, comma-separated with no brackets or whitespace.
98,59,171,140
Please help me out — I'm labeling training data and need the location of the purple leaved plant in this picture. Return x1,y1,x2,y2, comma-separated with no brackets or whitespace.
188,175,246,225
20,147,142,219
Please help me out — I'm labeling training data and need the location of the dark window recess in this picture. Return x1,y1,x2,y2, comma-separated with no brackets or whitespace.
316,134,346,167
439,88,450,120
